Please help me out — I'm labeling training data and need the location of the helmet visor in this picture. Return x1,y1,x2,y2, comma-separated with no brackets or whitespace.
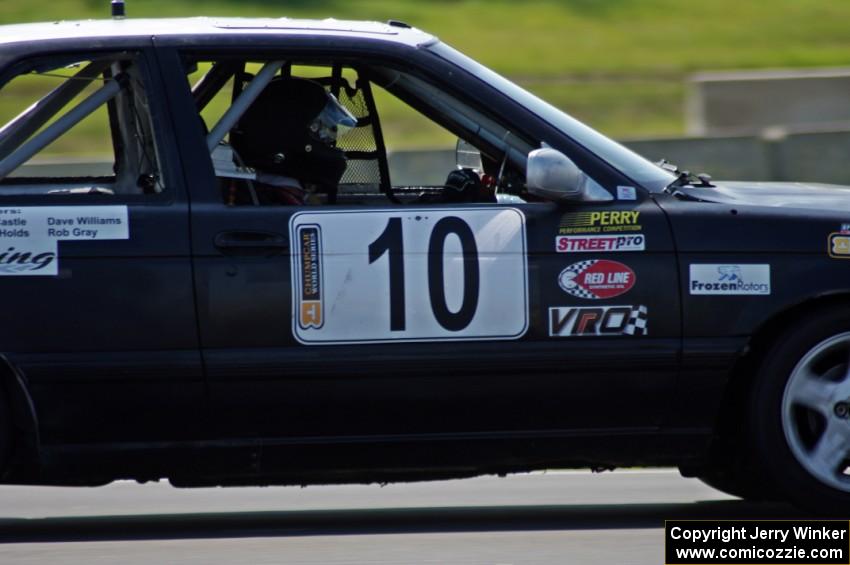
311,92,358,144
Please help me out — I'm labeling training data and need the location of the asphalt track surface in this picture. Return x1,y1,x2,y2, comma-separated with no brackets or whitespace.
0,469,808,564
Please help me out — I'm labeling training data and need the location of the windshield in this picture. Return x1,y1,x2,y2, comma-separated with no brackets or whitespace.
427,42,676,193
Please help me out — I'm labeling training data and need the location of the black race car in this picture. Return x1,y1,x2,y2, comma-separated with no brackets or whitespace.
0,14,848,513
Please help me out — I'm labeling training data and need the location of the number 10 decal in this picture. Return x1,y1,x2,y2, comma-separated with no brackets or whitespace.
369,216,480,333
291,208,528,344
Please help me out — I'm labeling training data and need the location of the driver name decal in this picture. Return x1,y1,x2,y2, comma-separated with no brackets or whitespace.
0,206,128,276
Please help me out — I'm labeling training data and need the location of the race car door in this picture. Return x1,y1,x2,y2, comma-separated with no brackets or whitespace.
162,45,680,453
0,47,203,449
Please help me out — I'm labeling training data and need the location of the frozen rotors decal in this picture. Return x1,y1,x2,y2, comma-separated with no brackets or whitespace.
689,264,770,295
0,206,128,276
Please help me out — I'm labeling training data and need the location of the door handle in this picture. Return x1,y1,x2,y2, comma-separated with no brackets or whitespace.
214,230,288,253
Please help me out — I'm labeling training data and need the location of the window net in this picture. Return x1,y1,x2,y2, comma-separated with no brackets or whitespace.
315,74,388,195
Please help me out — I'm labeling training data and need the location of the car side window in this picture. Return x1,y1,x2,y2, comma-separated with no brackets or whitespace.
187,60,394,206
369,76,535,205
0,53,165,198
184,57,538,207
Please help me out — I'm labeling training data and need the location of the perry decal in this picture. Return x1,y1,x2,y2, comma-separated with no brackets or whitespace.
558,260,635,300
558,210,641,235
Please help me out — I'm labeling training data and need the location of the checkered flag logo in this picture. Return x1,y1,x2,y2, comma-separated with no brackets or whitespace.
559,260,599,299
570,260,597,272
623,305,648,336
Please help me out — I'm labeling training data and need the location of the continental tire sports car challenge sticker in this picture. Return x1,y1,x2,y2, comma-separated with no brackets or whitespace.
296,224,324,329
0,206,128,276
689,264,770,295
828,232,850,258
549,305,647,337
290,208,528,345
558,260,635,299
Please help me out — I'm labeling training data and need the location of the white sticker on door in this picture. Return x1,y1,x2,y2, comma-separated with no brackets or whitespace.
290,208,528,344
0,206,128,276
689,264,771,295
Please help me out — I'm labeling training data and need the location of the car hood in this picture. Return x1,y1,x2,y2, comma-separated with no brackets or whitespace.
676,181,850,213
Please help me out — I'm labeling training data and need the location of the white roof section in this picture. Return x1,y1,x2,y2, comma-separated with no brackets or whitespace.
0,17,435,47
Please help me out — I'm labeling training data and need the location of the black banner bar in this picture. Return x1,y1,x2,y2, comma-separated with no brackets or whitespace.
665,520,849,565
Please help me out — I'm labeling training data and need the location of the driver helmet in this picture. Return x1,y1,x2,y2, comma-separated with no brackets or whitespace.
231,77,357,189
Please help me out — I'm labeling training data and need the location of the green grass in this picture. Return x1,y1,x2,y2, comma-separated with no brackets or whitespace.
3,0,850,150
0,68,114,161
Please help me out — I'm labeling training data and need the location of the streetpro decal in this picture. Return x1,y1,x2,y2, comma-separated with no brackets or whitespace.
555,234,645,253
0,206,128,276
558,210,641,235
689,264,771,295
549,305,648,337
558,260,635,300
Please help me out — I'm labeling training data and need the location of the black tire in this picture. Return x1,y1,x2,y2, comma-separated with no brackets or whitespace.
750,306,850,514
696,466,776,501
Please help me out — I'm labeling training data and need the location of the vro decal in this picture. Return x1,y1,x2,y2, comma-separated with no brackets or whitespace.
549,305,648,337
558,260,635,299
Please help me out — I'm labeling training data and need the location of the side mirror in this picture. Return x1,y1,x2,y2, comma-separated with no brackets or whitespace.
527,148,612,202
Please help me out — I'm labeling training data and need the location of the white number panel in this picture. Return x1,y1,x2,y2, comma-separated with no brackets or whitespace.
290,208,528,344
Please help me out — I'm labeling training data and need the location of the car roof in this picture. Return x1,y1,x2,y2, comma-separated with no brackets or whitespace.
0,17,436,48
